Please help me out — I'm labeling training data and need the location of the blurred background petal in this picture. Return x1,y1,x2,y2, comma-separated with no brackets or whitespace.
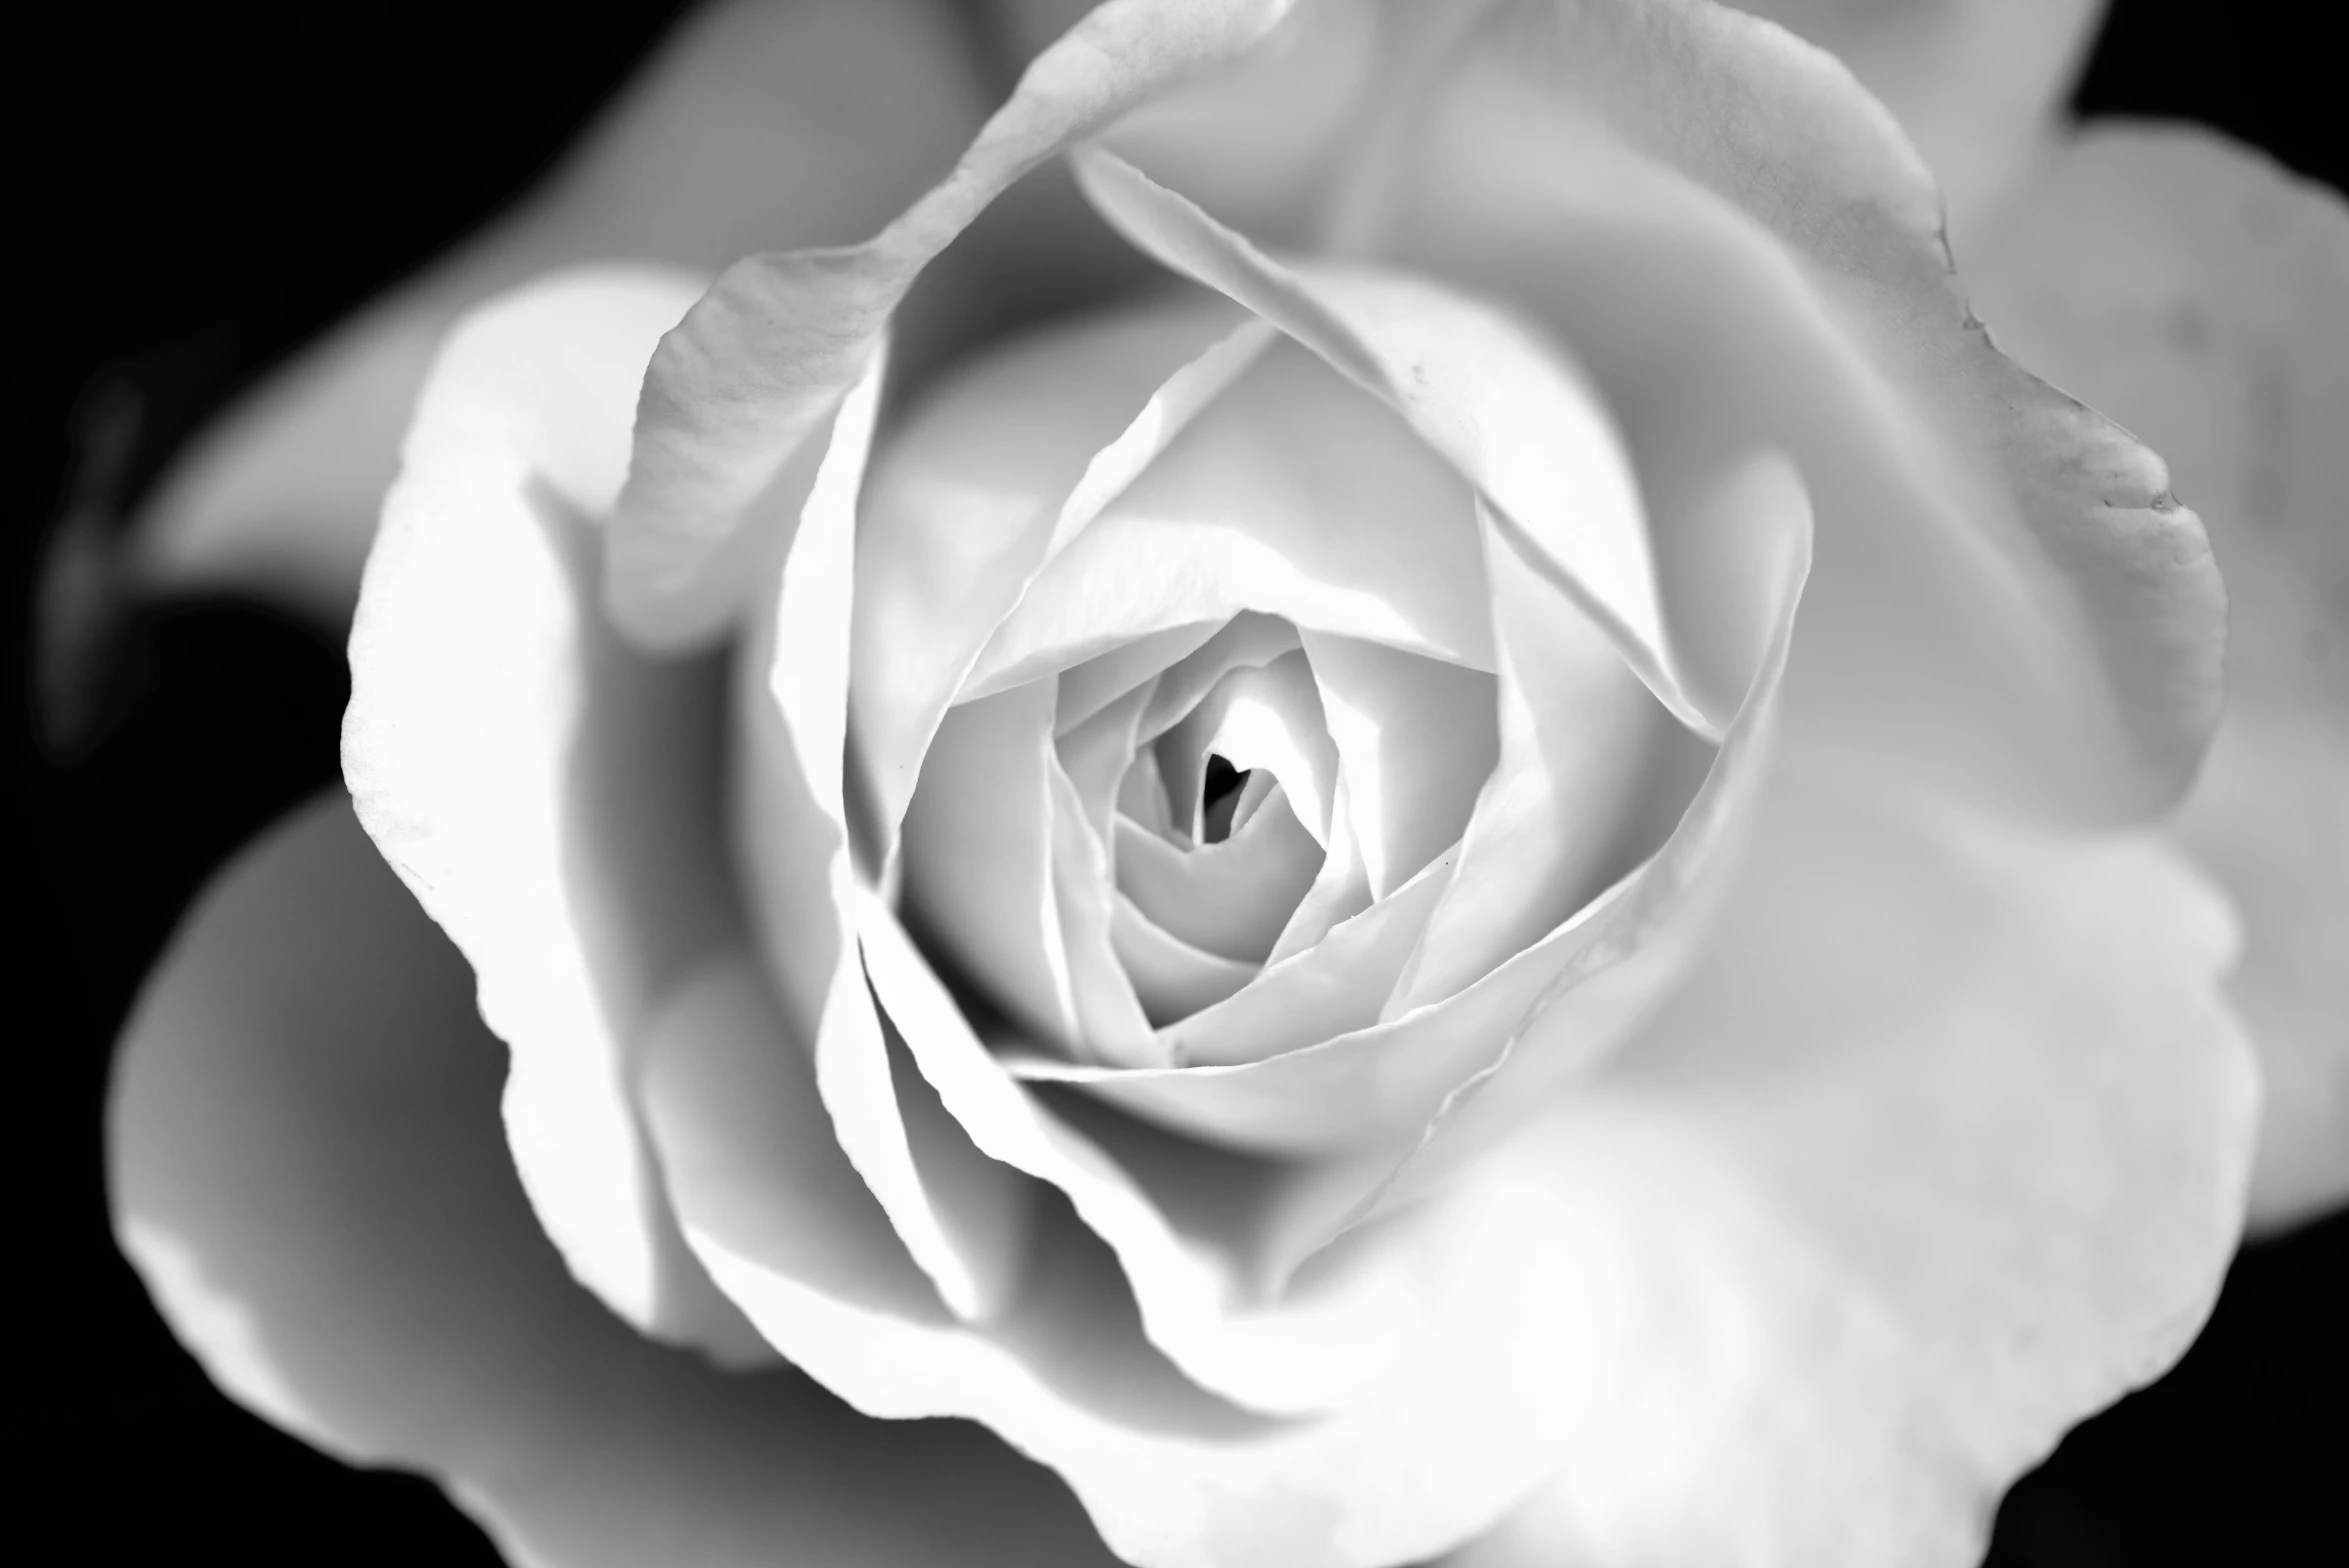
125,0,996,624
1968,124,2349,1234
1736,0,2108,246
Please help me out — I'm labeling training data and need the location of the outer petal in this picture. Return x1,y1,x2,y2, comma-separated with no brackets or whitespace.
860,899,1420,1417
963,337,1498,689
132,0,995,622
1388,0,2224,825
646,932,1625,1568
1967,124,2349,1231
1445,762,2255,1568
608,0,1303,647
732,345,1041,1324
341,269,760,1359
1735,0,2107,242
992,0,1384,241
1299,633,1496,901
109,794,1118,1568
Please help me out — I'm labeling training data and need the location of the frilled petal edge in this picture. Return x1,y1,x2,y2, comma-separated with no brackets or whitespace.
1966,123,2349,1233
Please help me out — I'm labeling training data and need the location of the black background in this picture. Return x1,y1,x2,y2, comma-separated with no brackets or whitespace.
13,2,2343,1563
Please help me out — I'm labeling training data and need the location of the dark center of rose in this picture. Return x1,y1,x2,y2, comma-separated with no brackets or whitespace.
1199,754,1252,845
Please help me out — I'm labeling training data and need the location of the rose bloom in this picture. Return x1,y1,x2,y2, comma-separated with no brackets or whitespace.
103,3,2347,1568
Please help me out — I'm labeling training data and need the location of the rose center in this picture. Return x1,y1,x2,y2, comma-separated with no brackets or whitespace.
1199,755,1253,845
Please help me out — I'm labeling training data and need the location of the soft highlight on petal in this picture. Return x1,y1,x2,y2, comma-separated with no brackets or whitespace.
1074,149,1708,732
855,300,1271,858
1014,451,1811,1170
731,346,1041,1325
1389,0,2225,825
341,268,759,1359
1736,0,2108,243
110,794,1118,1568
649,929,1625,1568
1444,763,2255,1568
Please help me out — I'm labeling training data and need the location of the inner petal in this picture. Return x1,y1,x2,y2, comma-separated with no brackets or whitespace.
1115,790,1325,964
1152,649,1339,847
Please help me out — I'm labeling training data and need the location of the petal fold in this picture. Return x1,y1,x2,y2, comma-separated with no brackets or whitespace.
341,269,757,1358
1389,0,2225,824
1300,633,1496,901
1074,149,1706,731
732,345,1039,1325
608,0,1303,649
966,335,1498,689
1968,124,2349,1231
856,301,1272,859
1017,451,1810,1168
656,916,1624,1568
110,795,1116,1568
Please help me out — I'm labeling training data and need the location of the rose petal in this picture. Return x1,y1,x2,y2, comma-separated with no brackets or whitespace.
653,920,1605,1568
1048,758,1164,1065
858,303,1277,861
992,0,1384,242
2172,705,2349,1234
1736,0,2108,243
1155,649,1339,845
1385,0,2224,825
902,682,1083,1050
1386,511,1671,1013
1015,451,1810,1161
966,335,1499,692
1057,622,1226,735
110,794,1117,1568
131,0,997,625
1966,124,2349,1231
1154,845,1455,1071
860,898,1427,1417
608,0,1304,649
731,344,1041,1325
1075,149,1710,734
340,269,758,1359
1134,613,1304,751
1299,633,1496,901
1263,766,1379,965
1443,761,2254,1568
1114,893,1260,1023
1115,790,1325,965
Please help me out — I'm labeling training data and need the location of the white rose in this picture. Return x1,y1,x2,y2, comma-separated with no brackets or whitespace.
109,3,2343,1566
